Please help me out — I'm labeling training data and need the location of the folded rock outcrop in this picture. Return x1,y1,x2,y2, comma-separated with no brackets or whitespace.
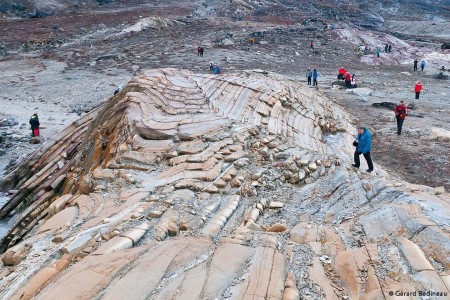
0,68,449,299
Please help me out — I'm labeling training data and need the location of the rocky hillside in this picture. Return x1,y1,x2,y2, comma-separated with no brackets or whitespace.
0,69,449,299
0,0,125,17
2,0,450,24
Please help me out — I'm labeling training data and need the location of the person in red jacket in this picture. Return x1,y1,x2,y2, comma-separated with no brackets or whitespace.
414,81,422,99
394,100,408,135
345,72,351,88
338,67,346,79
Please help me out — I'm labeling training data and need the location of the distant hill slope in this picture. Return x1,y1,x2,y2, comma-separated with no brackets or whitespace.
1,0,449,26
0,0,119,17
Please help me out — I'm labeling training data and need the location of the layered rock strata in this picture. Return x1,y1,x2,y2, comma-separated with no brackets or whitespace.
0,69,449,299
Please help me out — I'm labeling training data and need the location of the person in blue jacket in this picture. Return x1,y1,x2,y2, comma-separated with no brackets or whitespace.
312,69,318,86
352,125,374,172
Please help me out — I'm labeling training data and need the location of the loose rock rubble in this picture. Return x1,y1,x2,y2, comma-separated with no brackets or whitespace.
0,69,449,299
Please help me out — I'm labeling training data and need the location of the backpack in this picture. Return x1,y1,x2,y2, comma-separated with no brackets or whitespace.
396,105,406,116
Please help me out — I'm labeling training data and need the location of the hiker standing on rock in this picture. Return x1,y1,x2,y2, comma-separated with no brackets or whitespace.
376,48,381,58
29,113,40,137
209,60,214,72
310,40,314,50
414,81,423,99
413,58,418,71
384,44,388,53
114,85,122,95
388,44,392,53
352,126,374,173
313,69,318,86
306,68,312,85
394,100,408,135
199,47,204,57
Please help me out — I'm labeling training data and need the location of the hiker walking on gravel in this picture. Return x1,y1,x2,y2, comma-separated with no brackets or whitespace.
306,68,312,85
414,81,423,99
420,60,426,71
352,126,374,172
209,60,214,72
388,44,392,53
413,58,418,71
394,100,408,135
29,113,40,137
199,47,204,57
376,48,381,58
197,46,201,56
345,71,351,88
385,44,388,53
250,38,255,46
310,40,314,50
312,68,318,86
364,45,369,55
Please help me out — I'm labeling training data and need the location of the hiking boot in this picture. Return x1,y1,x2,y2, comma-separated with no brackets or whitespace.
367,169,373,173
351,164,359,168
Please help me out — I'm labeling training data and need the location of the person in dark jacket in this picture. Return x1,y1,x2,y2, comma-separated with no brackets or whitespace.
29,113,40,137
413,58,418,71
394,100,408,135
312,69,318,86
306,68,312,85
352,126,374,172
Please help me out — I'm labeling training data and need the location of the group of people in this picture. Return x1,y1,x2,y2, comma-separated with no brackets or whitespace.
384,44,392,53
351,85,425,172
337,67,357,88
413,59,426,71
306,68,318,85
363,43,395,57
197,47,204,57
352,97,415,172
209,60,221,74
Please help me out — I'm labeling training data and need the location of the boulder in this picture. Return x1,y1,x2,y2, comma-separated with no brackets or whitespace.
351,88,373,97
267,223,286,233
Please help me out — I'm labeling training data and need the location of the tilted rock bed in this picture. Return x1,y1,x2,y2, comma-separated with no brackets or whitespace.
0,69,449,299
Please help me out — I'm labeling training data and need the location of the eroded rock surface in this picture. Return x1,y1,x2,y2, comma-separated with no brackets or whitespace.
0,69,449,299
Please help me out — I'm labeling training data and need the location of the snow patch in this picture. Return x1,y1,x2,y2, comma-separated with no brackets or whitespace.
120,17,183,34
